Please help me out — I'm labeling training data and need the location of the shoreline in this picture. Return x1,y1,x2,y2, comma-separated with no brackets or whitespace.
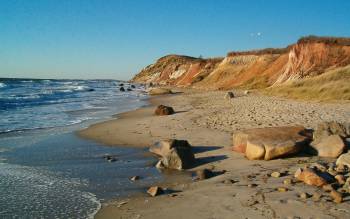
79,88,350,219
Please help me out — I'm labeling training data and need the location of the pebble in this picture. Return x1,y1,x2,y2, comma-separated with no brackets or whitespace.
130,176,140,181
248,183,258,188
147,186,163,197
271,171,281,178
330,190,343,203
312,192,322,202
335,175,345,185
322,184,334,192
283,178,293,185
299,192,310,199
277,187,288,192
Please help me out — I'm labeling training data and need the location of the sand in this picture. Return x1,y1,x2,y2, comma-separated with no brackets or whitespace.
79,89,350,219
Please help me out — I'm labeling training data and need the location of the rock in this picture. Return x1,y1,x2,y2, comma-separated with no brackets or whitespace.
155,105,175,116
313,121,348,141
244,90,250,95
119,87,125,92
87,88,95,92
271,172,281,178
131,84,136,88
309,135,345,158
147,186,163,197
130,176,140,181
283,178,293,185
277,187,288,192
327,168,338,176
222,179,237,184
127,88,132,91
335,175,345,185
148,88,172,95
149,139,195,170
224,91,234,100
294,168,328,187
196,169,214,180
322,184,334,192
330,190,343,203
336,152,350,168
335,164,346,173
247,183,258,188
233,126,311,160
299,192,310,199
312,192,322,202
119,83,124,87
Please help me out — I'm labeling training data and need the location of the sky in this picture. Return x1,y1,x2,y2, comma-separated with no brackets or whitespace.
1,0,350,80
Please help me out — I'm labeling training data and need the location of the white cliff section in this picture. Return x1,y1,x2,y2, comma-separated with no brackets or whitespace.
170,69,186,79
146,72,161,83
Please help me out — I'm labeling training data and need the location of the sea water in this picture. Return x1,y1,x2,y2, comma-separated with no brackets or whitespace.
0,79,161,218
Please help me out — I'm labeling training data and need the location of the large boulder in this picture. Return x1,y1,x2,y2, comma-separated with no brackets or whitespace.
233,126,311,160
309,135,345,158
336,152,350,168
313,121,349,141
150,139,195,170
148,88,172,95
155,105,174,116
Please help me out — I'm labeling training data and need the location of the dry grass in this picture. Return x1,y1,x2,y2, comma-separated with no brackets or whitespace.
263,65,350,101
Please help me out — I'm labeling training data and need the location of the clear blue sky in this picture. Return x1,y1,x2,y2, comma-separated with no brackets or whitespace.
1,0,350,80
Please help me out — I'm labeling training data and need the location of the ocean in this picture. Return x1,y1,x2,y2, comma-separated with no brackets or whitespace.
0,79,162,218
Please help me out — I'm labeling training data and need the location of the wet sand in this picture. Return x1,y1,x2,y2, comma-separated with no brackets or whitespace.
79,88,350,219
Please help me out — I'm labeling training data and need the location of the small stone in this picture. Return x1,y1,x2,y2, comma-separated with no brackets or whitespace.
283,178,293,185
322,184,334,192
277,187,288,192
330,190,343,203
299,192,310,199
130,176,140,181
247,183,258,188
108,158,117,162
335,175,345,185
222,179,237,184
312,192,322,202
147,186,163,197
271,172,281,178
335,164,346,173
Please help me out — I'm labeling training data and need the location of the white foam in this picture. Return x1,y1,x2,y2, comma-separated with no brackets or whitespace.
0,82,6,88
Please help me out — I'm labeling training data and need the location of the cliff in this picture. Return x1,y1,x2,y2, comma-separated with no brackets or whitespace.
131,36,350,96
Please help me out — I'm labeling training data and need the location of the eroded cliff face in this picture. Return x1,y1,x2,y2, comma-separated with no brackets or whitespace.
131,36,350,90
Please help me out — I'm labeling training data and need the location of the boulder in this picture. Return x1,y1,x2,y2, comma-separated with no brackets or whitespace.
233,126,311,160
131,84,136,88
148,88,172,95
149,139,195,170
155,105,174,116
224,91,234,100
309,135,345,158
244,90,250,95
119,87,125,92
127,88,132,91
336,152,350,168
147,186,163,197
294,168,328,187
313,121,348,141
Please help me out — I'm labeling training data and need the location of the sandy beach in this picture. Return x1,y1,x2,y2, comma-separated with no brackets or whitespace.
79,89,350,219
